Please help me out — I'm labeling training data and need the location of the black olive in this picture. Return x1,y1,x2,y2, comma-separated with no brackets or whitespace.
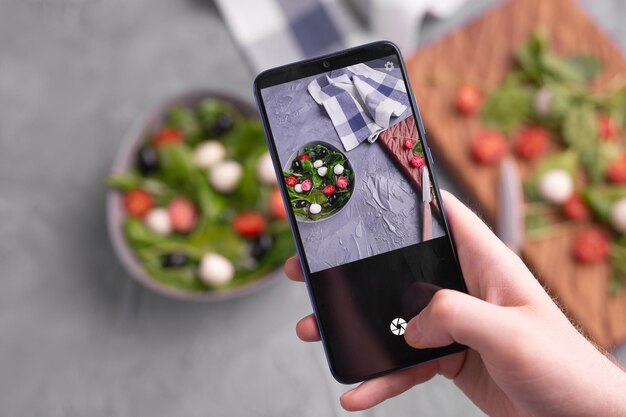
136,147,159,174
291,159,303,171
294,200,309,209
316,147,328,158
326,194,338,206
209,113,234,137
250,234,273,260
162,252,188,268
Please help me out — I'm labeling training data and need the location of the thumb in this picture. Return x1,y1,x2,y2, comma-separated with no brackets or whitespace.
404,289,516,355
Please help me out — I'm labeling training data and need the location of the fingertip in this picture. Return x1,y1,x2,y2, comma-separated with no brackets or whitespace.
403,315,422,348
339,387,361,411
284,256,305,282
295,315,321,342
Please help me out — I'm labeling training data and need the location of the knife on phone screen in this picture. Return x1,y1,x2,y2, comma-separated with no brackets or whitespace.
422,166,432,241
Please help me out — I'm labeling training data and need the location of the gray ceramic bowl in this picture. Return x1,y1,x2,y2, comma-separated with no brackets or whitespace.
107,91,284,302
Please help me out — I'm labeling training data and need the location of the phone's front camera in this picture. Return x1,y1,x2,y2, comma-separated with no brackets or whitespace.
322,60,331,69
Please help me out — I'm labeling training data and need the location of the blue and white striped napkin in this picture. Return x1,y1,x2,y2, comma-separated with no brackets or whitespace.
214,0,469,72
308,63,408,151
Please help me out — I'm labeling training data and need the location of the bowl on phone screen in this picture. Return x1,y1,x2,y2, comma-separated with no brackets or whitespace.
282,140,356,223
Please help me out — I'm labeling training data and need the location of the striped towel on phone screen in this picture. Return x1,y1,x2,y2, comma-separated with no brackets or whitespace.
308,63,408,151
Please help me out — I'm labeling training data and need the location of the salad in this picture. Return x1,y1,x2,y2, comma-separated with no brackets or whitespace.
457,32,626,294
283,142,355,222
108,98,295,294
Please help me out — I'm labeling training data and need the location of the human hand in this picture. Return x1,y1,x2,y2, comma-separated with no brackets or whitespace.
284,191,626,416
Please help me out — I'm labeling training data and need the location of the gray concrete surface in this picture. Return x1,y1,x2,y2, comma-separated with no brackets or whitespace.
261,57,444,273
1,0,625,416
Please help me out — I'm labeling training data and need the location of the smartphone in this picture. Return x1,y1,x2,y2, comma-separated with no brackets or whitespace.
254,41,467,384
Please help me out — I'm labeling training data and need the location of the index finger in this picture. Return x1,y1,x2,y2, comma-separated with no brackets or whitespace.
284,256,305,282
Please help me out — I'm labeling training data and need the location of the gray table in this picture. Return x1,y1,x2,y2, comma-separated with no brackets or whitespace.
1,1,624,416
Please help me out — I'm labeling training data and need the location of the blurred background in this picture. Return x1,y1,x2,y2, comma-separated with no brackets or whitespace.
2,0,626,416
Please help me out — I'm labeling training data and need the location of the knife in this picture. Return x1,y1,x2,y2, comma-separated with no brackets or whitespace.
422,166,433,241
497,156,524,253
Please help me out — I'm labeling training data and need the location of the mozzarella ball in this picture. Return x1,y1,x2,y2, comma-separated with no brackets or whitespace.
294,184,303,193
210,160,243,193
610,198,626,233
145,208,172,235
317,166,328,177
309,203,322,214
538,169,573,204
199,253,235,285
313,160,324,169
193,141,225,169
333,164,344,175
257,153,277,185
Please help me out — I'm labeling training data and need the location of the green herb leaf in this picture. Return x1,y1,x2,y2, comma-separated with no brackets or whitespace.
566,55,603,82
562,104,602,183
481,74,533,134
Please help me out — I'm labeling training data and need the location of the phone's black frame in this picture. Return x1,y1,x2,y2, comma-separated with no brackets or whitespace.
254,41,467,384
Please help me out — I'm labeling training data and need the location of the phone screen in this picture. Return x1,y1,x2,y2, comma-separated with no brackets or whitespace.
255,42,466,383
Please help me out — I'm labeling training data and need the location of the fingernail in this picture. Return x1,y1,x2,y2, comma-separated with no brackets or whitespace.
404,318,421,345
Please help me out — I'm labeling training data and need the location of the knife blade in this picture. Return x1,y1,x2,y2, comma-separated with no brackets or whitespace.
497,156,524,253
422,166,432,241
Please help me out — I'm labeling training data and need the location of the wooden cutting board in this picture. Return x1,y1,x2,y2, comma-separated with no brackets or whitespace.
406,0,626,348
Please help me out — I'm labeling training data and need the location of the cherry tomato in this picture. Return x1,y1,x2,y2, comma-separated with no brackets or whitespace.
455,84,483,116
323,185,336,196
573,228,610,264
563,194,590,221
514,126,550,160
598,114,617,141
232,212,267,238
471,131,508,165
409,155,425,168
298,154,310,161
336,176,349,189
168,197,197,233
607,156,626,184
285,176,298,187
123,188,154,218
153,128,184,148
270,188,287,219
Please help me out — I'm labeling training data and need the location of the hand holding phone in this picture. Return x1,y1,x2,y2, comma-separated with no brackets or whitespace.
285,192,626,416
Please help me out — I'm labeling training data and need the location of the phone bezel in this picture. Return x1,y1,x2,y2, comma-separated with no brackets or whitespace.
254,41,467,384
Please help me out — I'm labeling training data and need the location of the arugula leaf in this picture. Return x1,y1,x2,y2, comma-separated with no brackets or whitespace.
604,86,626,128
481,74,533,133
516,31,602,85
168,106,202,145
566,55,603,83
107,173,141,191
156,144,200,197
562,104,602,183
583,186,626,224
525,202,557,237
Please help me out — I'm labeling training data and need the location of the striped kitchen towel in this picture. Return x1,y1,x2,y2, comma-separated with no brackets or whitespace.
214,0,470,72
214,0,367,72
308,63,408,151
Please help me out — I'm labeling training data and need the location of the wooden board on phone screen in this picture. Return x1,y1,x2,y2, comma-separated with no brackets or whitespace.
406,0,626,348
